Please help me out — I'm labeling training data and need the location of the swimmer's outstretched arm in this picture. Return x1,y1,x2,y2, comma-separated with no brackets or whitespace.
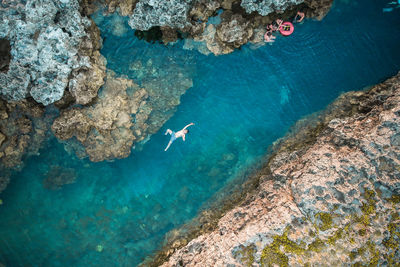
183,122,195,130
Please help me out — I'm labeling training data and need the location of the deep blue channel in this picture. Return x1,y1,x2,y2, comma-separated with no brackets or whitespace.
1,0,400,266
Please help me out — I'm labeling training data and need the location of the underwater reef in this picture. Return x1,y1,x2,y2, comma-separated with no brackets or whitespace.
146,73,400,266
0,98,53,193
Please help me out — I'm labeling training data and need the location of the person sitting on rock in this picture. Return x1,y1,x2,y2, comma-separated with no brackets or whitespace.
164,123,195,151
264,30,276,43
266,24,274,31
294,11,305,23
275,19,284,30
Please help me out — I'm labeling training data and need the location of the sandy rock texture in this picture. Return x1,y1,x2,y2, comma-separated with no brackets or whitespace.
0,0,106,105
100,0,333,55
52,70,192,162
150,73,400,266
0,99,52,193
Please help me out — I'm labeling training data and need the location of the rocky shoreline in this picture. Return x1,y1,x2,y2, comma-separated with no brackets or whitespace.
143,73,400,266
100,0,333,55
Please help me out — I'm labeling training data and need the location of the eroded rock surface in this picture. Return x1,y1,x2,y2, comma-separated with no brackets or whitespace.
241,0,304,16
152,73,400,266
0,99,52,193
128,0,192,31
52,70,192,162
0,0,106,105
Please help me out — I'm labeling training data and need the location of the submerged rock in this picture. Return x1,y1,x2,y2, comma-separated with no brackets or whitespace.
0,98,52,194
52,69,192,162
43,165,77,190
0,99,46,168
52,71,147,161
149,72,400,266
0,0,105,105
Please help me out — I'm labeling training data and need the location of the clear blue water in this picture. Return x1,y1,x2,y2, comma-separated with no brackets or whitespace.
1,1,400,266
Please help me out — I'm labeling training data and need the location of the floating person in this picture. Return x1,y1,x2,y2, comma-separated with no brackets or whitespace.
294,11,305,23
164,123,195,151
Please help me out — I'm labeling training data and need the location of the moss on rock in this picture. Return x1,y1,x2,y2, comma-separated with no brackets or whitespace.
315,212,333,231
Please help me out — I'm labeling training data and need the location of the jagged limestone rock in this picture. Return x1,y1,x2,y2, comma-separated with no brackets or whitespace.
240,0,304,16
0,0,105,105
128,0,193,31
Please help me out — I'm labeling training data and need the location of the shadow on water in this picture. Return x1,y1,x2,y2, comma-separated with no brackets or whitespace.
1,0,400,266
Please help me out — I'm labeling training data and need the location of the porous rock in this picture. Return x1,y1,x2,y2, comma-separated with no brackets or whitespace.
52,71,146,161
0,0,106,105
128,0,193,31
105,0,138,16
240,0,304,16
0,98,51,194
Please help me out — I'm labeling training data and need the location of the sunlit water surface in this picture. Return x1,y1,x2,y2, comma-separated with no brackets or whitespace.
1,1,400,266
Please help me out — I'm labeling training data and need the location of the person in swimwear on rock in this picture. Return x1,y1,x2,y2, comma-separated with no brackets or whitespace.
264,31,276,43
264,25,276,43
294,11,305,23
275,19,284,30
164,123,195,151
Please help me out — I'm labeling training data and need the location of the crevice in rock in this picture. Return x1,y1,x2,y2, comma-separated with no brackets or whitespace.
61,27,72,37
54,11,61,24
0,38,11,73
134,26,163,43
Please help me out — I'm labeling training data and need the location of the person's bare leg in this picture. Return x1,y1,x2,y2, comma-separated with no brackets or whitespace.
164,141,172,151
165,129,172,135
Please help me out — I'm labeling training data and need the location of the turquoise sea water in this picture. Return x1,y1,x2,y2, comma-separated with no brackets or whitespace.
1,0,400,266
